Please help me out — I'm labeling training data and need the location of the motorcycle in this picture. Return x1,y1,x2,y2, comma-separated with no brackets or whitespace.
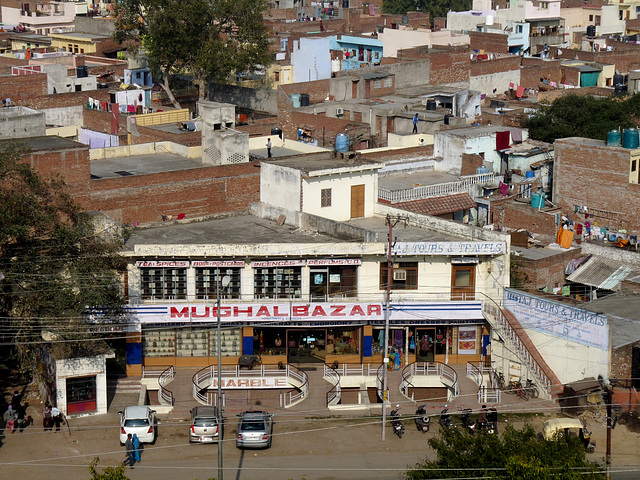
459,408,476,434
439,405,455,429
390,405,405,438
415,405,430,432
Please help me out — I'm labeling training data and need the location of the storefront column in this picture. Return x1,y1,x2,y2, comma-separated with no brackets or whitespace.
243,327,254,356
363,325,373,360
126,329,143,376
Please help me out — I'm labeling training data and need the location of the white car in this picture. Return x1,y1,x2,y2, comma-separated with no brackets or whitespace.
119,406,157,445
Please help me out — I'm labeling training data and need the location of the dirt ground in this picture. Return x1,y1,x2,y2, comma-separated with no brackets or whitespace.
2,381,640,480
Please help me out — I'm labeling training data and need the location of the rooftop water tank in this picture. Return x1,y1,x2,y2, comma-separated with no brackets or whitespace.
614,73,624,86
525,170,535,179
607,129,621,146
271,127,283,139
300,93,310,106
623,128,639,149
335,132,350,153
586,25,596,37
476,165,490,174
486,15,494,26
290,93,301,108
531,190,546,209
77,65,88,78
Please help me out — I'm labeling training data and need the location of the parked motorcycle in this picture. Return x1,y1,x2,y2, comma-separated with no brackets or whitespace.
439,405,455,429
415,405,430,432
460,408,476,434
390,405,405,438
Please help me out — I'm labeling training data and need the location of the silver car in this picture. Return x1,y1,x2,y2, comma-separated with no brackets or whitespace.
236,411,273,449
190,406,221,444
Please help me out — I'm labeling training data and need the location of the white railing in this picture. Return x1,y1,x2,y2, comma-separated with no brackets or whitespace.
378,172,496,203
324,366,341,406
483,301,552,396
466,362,483,387
478,385,501,404
401,362,459,401
142,365,173,378
158,365,175,406
324,363,378,377
192,364,308,408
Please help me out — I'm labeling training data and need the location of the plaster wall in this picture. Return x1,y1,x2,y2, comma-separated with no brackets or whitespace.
291,37,332,83
470,69,521,96
260,162,302,212
55,356,110,416
303,171,377,221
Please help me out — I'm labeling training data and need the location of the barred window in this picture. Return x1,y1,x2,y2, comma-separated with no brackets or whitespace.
384,77,392,88
321,188,332,207
140,267,187,300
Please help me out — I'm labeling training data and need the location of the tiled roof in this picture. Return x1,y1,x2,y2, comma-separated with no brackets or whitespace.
566,255,637,290
392,193,477,216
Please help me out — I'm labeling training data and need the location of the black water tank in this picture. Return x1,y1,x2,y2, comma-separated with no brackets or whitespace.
300,93,310,106
271,127,283,139
444,114,452,125
615,84,628,95
76,65,88,78
614,73,624,86
586,25,596,37
426,99,436,111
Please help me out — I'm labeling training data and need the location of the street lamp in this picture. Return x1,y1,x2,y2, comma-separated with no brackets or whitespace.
216,274,231,480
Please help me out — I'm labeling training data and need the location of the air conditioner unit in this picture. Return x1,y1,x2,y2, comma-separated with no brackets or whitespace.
393,269,407,281
336,107,344,116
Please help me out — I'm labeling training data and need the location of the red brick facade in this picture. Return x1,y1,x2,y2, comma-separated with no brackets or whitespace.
469,31,509,54
0,72,48,101
470,55,521,77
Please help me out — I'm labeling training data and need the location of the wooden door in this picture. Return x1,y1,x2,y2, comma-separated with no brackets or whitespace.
352,81,358,99
451,264,476,300
387,116,394,134
350,184,365,218
364,80,371,98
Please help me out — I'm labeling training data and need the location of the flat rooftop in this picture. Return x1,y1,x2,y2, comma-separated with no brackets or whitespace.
379,170,459,191
91,152,205,179
345,217,463,242
264,153,381,174
124,215,353,250
512,245,578,260
0,135,84,151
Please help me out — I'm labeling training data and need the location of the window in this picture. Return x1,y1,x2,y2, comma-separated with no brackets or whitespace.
310,265,357,300
595,15,601,26
254,267,302,299
517,24,523,33
327,327,360,355
140,267,187,300
632,160,637,172
321,188,331,207
380,262,418,290
384,77,392,88
620,10,623,20
80,48,84,53
195,267,241,299
66,376,97,414
274,71,280,82
373,79,382,89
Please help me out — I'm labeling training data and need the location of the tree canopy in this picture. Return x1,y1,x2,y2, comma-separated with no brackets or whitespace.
114,0,272,107
0,142,126,375
404,424,604,480
524,93,640,143
382,0,471,22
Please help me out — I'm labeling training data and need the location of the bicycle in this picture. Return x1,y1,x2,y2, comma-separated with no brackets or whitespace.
495,371,506,391
510,380,529,401
525,379,539,399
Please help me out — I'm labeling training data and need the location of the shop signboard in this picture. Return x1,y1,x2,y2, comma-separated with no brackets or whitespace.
211,377,288,389
391,242,506,256
504,289,608,350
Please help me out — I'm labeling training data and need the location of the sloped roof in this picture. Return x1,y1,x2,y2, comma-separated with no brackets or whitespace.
566,255,636,290
584,293,640,348
393,193,477,216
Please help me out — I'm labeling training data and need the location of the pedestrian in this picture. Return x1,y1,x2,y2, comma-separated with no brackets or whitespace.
133,433,141,463
4,405,18,433
43,402,52,431
17,403,26,433
123,433,136,468
412,113,418,134
266,138,272,158
51,405,61,432
11,390,21,410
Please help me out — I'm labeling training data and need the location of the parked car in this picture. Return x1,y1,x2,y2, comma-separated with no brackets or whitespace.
236,411,273,449
190,406,221,444
119,406,157,445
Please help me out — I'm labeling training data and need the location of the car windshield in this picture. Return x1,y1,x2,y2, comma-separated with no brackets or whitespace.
124,418,149,427
240,420,265,431
194,419,217,427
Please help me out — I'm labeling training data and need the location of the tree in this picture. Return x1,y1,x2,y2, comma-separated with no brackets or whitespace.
523,94,636,143
404,425,604,479
89,458,130,480
114,0,271,107
0,142,126,376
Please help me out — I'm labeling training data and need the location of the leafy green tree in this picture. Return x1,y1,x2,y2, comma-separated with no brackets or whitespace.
524,94,636,143
0,142,126,376
114,0,271,108
89,458,130,480
404,424,604,479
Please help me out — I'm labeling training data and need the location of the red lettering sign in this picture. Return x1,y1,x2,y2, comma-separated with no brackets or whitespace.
292,306,308,316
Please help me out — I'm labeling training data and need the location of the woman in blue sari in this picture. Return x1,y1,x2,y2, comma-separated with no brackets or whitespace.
132,433,141,462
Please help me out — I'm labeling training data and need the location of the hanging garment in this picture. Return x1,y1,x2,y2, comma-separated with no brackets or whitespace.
496,131,510,151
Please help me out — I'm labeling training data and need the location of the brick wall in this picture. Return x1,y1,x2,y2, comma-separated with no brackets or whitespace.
560,65,581,87
280,79,331,104
428,48,471,85
498,201,558,241
0,56,26,74
89,162,261,223
0,73,48,101
134,125,201,146
520,58,563,89
555,138,640,232
470,55,521,77
469,31,508,54
461,153,484,176
553,42,640,73
537,86,613,103
516,247,584,291
361,144,432,160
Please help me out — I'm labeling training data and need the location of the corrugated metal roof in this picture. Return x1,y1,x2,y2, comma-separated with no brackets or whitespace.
566,256,635,289
392,193,477,216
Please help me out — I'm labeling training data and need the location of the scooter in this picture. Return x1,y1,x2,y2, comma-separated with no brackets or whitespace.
460,408,476,434
439,405,455,429
415,405,430,432
389,405,405,438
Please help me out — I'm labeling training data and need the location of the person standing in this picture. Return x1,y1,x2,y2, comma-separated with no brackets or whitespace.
412,113,418,134
123,433,136,468
11,390,21,411
51,405,61,432
43,403,52,431
4,405,18,433
132,433,141,463
266,138,272,158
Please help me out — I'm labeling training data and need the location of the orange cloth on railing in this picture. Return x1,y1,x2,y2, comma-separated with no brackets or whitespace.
556,228,574,248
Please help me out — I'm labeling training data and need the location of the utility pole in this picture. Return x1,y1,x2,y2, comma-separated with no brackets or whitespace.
382,214,408,442
605,386,612,480
216,275,231,480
